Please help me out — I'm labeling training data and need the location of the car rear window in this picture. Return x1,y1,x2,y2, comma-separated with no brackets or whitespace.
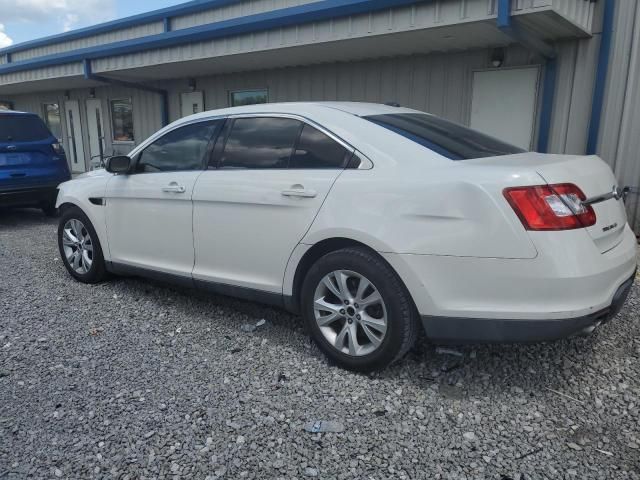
364,113,525,160
0,114,53,143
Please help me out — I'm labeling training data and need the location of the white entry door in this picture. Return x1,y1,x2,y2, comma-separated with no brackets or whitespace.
64,100,86,173
180,91,204,118
86,98,106,169
470,67,540,150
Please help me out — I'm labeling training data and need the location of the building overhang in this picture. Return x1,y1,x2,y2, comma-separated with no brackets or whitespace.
0,0,596,95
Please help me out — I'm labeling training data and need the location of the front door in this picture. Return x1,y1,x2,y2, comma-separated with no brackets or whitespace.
192,116,351,294
180,91,204,118
64,100,86,173
86,98,106,169
104,120,221,277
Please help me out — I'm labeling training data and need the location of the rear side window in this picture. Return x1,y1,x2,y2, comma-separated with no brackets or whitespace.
220,117,301,169
364,113,525,160
290,124,349,169
0,115,53,142
136,121,220,173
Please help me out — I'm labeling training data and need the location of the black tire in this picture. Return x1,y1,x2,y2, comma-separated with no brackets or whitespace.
57,206,108,284
301,247,419,372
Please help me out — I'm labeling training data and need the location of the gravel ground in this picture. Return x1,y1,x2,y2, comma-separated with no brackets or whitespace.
1,208,639,480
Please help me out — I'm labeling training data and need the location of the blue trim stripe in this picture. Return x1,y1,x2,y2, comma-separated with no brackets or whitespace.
537,58,556,153
586,0,615,155
0,0,429,76
0,0,242,55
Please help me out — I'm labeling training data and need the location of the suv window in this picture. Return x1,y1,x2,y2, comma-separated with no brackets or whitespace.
364,113,525,160
220,117,301,169
0,114,53,143
136,121,220,173
290,124,349,169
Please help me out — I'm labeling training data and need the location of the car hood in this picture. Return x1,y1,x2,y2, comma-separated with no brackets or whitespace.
73,168,110,180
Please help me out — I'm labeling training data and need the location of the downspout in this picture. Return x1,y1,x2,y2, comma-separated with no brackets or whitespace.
586,0,615,155
83,59,170,127
496,0,556,153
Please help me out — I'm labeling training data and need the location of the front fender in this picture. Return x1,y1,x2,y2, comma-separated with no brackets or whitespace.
56,174,111,261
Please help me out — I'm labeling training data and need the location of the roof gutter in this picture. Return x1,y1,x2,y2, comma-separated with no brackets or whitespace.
496,0,557,153
83,60,169,127
586,0,615,155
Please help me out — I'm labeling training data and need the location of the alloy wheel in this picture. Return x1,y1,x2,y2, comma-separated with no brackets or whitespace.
62,219,94,274
313,270,388,356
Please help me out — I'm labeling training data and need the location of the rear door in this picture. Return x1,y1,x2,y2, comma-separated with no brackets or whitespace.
192,115,352,293
0,113,62,189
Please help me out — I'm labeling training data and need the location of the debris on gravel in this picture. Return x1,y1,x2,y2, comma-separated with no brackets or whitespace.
1,209,639,479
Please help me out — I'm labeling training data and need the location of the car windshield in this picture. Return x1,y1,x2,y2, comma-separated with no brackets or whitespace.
364,113,526,160
0,114,53,143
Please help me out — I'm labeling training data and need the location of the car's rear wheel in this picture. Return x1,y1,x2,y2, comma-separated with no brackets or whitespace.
57,207,107,283
301,247,418,372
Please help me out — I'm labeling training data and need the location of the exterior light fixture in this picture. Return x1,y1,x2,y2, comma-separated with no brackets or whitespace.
491,48,505,68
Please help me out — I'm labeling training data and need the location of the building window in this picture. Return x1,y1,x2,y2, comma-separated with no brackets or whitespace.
43,103,63,140
230,89,268,107
0,100,13,110
110,98,134,142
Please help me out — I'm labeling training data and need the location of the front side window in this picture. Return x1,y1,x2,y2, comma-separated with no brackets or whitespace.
230,89,268,107
290,124,350,169
364,113,525,160
220,117,301,169
110,98,134,142
43,103,62,140
136,121,220,173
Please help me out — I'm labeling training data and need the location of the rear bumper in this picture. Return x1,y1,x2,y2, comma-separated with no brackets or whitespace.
0,183,60,207
421,271,636,344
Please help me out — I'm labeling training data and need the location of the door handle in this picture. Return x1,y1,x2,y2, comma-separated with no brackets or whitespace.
281,188,317,198
162,183,186,194
282,184,317,198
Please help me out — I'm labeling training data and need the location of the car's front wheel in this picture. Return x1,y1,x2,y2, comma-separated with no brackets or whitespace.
301,247,419,372
57,207,107,283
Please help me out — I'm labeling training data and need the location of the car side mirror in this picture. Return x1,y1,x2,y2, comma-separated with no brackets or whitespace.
105,155,131,174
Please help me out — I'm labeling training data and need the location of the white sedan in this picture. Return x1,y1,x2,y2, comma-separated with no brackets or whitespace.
56,102,638,371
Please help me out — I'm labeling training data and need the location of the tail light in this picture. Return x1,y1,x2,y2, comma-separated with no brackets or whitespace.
503,183,596,231
52,142,65,155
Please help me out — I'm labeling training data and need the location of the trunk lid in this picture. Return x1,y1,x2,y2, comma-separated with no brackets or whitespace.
469,153,628,253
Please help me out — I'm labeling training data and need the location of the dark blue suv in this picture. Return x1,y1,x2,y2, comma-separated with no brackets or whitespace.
0,110,71,216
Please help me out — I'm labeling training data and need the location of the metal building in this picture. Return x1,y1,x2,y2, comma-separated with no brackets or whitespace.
0,0,638,230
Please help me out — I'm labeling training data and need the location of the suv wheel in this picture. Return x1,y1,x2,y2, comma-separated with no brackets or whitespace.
301,247,418,372
57,207,107,283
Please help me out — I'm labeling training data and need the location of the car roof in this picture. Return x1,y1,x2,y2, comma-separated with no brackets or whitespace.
181,101,420,123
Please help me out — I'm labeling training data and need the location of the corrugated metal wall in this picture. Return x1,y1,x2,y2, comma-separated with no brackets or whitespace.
160,44,537,124
597,0,640,232
171,0,322,30
11,23,165,62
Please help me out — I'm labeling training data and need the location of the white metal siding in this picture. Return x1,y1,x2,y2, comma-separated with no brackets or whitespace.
0,63,84,86
159,45,536,125
11,22,165,62
93,2,499,73
171,0,323,31
597,1,640,231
